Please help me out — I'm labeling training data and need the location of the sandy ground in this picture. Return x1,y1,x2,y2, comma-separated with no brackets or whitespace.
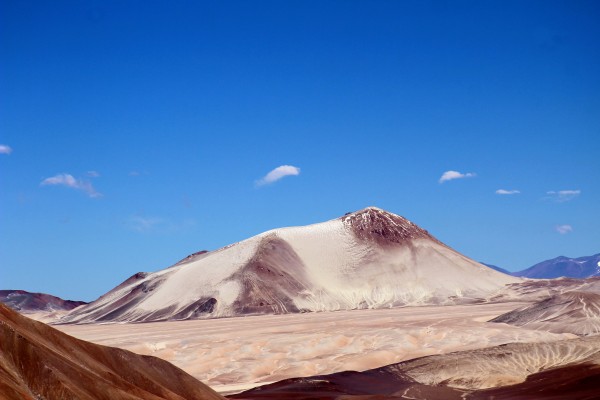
56,303,573,395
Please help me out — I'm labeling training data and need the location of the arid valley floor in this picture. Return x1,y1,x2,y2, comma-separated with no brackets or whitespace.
4,209,599,399
56,302,574,395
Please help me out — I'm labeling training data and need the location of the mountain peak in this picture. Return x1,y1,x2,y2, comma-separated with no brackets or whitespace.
60,207,516,323
341,207,436,246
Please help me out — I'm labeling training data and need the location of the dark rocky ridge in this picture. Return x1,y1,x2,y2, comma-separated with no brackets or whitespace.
0,290,87,312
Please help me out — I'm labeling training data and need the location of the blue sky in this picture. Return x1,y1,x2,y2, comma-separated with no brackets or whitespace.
1,1,599,301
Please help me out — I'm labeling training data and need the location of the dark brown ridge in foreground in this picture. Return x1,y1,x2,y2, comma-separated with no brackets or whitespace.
230,364,600,400
0,303,224,400
228,369,466,400
231,337,600,400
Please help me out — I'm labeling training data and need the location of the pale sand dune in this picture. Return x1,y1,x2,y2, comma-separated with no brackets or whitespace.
56,302,572,394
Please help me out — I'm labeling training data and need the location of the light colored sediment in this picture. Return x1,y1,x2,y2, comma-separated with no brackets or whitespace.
389,334,600,390
56,302,573,394
491,290,600,336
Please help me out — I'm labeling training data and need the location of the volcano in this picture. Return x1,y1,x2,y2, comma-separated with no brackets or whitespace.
60,207,518,323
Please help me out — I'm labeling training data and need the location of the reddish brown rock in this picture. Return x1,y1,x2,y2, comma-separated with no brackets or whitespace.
0,290,86,313
341,207,439,247
0,303,224,400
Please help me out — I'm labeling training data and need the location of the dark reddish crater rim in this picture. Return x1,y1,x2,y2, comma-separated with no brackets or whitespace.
341,207,440,247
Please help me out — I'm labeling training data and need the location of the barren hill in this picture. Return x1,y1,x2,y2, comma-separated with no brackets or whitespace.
491,290,600,336
0,303,223,400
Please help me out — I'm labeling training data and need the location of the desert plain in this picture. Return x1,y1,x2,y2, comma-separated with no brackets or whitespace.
56,301,574,395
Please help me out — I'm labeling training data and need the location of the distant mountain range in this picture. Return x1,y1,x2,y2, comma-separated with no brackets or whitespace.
514,254,600,279
484,254,600,279
481,263,511,275
0,290,86,313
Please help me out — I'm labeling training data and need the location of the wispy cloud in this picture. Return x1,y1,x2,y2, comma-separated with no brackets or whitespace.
126,215,196,233
546,190,581,202
256,165,301,186
495,189,520,195
439,170,476,183
555,224,573,234
127,216,164,232
0,144,13,154
40,173,101,198
86,170,100,177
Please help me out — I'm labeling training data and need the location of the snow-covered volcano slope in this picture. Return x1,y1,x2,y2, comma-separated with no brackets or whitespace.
60,207,519,323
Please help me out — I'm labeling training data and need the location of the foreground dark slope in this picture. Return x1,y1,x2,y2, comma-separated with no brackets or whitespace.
0,304,223,400
231,336,600,400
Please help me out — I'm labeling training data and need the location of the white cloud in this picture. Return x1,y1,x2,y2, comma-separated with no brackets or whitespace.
126,215,196,233
555,224,573,234
127,216,164,232
439,170,476,183
0,145,13,154
86,170,100,177
546,190,581,202
40,173,101,198
256,165,301,186
495,189,520,195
